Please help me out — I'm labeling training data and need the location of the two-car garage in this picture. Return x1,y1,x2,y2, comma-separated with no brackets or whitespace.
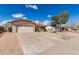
18,26,34,33
10,19,36,33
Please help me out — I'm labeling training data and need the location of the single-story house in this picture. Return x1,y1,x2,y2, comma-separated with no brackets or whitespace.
7,19,46,33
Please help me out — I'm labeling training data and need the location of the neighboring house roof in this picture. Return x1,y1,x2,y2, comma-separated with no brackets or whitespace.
36,23,45,27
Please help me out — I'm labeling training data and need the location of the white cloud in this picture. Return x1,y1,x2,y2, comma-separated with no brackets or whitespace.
33,20,39,24
22,17,28,19
0,20,12,26
25,4,38,10
43,20,51,25
47,15,52,18
12,13,24,18
33,20,51,25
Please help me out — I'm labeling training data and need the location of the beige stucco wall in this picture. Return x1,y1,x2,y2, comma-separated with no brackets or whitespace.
12,26,17,33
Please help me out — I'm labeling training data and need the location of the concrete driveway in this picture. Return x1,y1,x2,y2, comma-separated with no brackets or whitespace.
17,32,70,55
0,32,79,55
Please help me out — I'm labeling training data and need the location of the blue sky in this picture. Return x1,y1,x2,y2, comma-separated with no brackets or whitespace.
0,4,79,25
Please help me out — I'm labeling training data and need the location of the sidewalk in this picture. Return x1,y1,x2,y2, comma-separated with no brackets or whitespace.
0,32,23,55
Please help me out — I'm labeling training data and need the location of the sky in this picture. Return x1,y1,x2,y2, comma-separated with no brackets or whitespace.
0,4,79,25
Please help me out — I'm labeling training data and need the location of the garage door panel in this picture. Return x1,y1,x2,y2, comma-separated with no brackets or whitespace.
18,27,34,33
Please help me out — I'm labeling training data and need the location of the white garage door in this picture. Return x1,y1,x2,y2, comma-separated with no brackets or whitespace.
18,27,34,33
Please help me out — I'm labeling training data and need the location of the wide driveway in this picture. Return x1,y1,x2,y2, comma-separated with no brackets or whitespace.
17,32,70,55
